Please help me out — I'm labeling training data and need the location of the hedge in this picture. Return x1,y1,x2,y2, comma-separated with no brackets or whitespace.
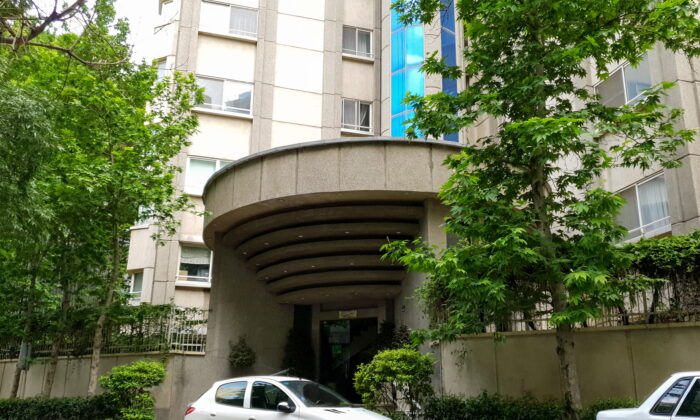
0,395,116,420
423,393,638,420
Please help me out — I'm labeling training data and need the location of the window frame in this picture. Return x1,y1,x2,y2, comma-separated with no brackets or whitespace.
594,54,651,106
342,26,373,59
616,172,671,243
184,156,231,196
177,245,214,284
249,381,295,411
651,377,694,416
199,0,259,40
215,380,248,408
341,98,373,134
675,377,700,418
128,272,144,304
194,75,254,117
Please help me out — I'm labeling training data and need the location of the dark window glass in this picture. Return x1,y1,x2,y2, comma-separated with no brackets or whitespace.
215,381,247,407
251,382,292,411
678,380,700,417
652,378,693,415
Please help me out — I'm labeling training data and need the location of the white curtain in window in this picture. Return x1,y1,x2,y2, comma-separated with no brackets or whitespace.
230,6,258,36
357,30,371,56
624,54,652,102
342,99,356,126
181,247,211,265
197,77,224,109
638,176,669,227
131,273,143,293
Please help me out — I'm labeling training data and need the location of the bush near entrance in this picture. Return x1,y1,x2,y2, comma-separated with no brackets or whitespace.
353,347,434,419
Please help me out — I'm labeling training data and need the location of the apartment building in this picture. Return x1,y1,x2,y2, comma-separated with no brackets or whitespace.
123,0,699,413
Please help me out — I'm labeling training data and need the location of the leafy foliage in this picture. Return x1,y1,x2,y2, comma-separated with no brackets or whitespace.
385,0,699,415
579,398,638,420
0,395,116,420
99,360,167,420
353,347,434,419
228,337,256,370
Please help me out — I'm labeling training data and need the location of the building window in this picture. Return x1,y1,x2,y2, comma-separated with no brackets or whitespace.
341,98,372,133
178,246,212,283
200,1,258,38
185,157,230,195
159,0,173,15
156,58,168,80
196,76,253,115
616,174,671,242
342,26,372,58
596,54,652,107
128,272,143,303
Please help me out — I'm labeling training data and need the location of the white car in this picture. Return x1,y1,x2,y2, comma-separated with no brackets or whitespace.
598,371,700,419
184,376,390,420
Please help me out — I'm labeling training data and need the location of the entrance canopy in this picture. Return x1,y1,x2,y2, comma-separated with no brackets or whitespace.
202,137,461,304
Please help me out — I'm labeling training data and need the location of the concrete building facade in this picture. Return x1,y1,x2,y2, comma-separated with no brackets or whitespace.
122,0,700,411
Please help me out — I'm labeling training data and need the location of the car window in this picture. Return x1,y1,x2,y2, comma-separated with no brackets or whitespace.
677,379,700,417
250,381,293,411
651,377,693,415
215,381,247,407
281,380,352,407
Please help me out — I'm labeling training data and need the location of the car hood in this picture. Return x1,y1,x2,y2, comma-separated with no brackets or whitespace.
596,408,638,419
301,407,390,419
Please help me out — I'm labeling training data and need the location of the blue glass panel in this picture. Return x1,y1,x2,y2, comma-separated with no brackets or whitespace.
404,67,425,96
391,71,407,115
405,25,424,67
445,132,459,142
391,114,407,137
391,8,403,31
441,30,456,67
443,78,457,95
440,1,456,32
391,30,405,72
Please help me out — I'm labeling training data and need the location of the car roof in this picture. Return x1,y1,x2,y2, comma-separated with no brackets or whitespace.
670,371,700,379
211,376,311,387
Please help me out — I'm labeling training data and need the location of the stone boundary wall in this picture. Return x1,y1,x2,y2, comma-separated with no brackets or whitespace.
440,322,700,404
0,352,211,420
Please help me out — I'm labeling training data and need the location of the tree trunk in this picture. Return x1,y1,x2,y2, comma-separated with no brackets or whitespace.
41,283,71,398
87,220,121,396
552,284,582,419
10,263,40,398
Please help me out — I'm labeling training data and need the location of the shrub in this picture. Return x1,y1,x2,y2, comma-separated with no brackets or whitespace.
353,347,434,419
0,395,115,419
579,398,638,420
228,336,256,370
423,393,637,420
99,360,167,420
423,395,469,420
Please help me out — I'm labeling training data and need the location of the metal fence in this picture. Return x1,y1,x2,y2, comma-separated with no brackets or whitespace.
486,279,700,333
0,306,207,360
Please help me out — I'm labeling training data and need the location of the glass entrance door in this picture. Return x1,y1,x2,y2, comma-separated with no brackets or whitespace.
319,318,378,403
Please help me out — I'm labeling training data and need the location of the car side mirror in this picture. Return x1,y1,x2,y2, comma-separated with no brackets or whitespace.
277,402,295,413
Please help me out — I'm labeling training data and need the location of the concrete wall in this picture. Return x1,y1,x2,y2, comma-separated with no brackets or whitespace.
441,323,700,404
0,353,212,420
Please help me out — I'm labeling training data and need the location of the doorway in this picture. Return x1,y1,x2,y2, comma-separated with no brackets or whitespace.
319,318,378,402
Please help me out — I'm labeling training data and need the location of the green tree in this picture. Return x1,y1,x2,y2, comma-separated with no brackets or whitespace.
0,0,202,397
385,0,699,418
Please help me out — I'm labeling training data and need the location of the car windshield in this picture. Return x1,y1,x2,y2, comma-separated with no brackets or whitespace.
281,380,352,408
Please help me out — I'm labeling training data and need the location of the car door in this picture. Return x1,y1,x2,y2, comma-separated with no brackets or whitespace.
673,378,700,419
209,380,249,420
245,381,299,420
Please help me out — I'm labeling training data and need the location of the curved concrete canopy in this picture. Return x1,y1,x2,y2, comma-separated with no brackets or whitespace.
203,137,461,304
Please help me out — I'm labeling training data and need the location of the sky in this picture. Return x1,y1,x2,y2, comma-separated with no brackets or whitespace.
114,0,161,62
